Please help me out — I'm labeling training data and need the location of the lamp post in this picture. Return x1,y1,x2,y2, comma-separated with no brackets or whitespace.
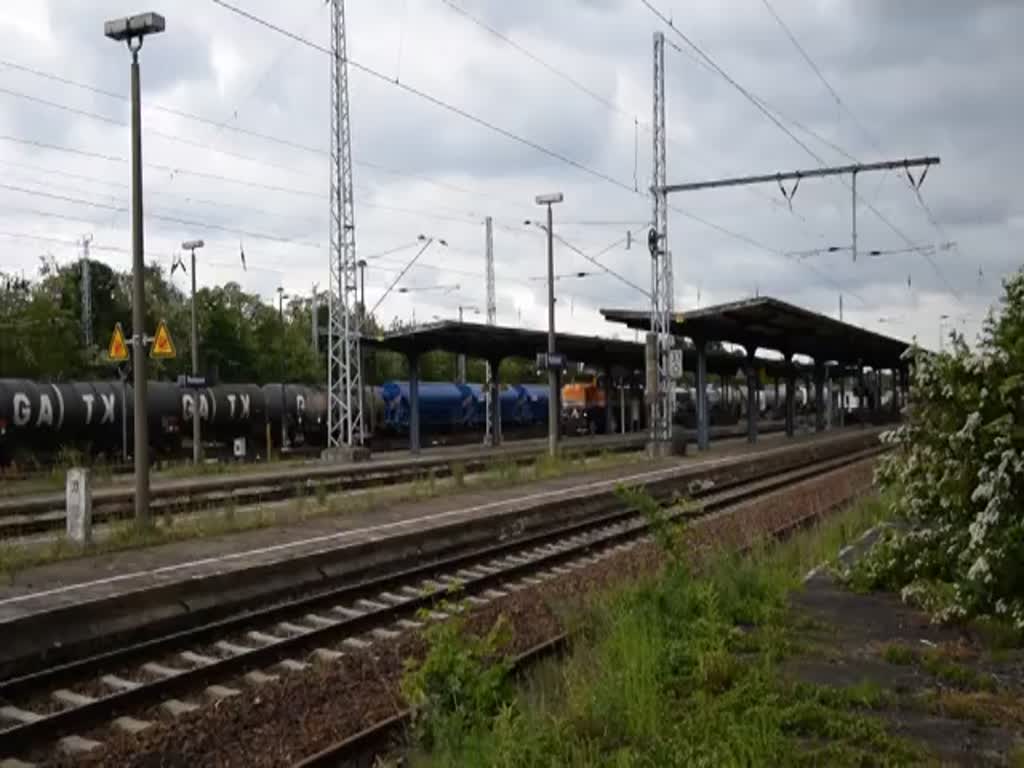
396,283,460,296
276,287,290,449
534,192,564,458
105,11,165,526
456,305,480,384
182,238,204,465
356,259,367,322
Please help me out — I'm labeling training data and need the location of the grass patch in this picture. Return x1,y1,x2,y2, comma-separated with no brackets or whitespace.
0,509,283,584
922,688,1024,728
881,642,916,666
877,642,997,691
0,449,648,581
920,650,996,692
405,493,920,767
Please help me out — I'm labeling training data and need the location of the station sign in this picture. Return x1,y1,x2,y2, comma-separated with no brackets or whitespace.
177,374,208,389
536,352,567,371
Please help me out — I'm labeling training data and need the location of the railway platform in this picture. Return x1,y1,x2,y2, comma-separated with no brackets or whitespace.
0,426,883,678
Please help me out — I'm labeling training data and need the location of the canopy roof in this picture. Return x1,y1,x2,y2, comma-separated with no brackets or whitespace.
602,297,911,367
364,320,813,378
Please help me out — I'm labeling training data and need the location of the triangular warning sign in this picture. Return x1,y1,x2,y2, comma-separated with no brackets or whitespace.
150,319,176,360
108,323,129,362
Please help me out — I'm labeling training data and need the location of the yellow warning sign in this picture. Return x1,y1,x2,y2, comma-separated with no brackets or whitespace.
108,323,129,362
150,319,176,360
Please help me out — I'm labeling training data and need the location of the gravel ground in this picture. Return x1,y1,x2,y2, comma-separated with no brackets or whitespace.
787,537,1024,764
47,458,876,768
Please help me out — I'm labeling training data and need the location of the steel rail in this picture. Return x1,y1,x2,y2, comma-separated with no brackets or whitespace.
0,447,881,756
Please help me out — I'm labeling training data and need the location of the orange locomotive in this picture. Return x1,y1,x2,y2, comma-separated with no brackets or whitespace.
561,376,610,435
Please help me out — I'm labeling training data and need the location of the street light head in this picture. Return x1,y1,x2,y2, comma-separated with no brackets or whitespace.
357,259,367,268
417,234,427,241
181,239,204,251
535,192,564,205
104,12,165,42
398,287,409,294
438,239,448,247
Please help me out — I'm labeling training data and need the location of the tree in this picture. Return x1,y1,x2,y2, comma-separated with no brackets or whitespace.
0,263,325,385
859,267,1024,629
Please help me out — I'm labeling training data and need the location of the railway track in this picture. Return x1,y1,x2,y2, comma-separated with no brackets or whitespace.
0,433,653,538
0,444,881,764
0,425,792,539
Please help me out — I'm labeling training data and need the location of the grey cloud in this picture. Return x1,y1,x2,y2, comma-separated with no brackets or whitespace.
0,0,1017,355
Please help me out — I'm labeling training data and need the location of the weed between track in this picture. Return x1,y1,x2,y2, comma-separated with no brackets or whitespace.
399,492,1021,767
0,450,646,583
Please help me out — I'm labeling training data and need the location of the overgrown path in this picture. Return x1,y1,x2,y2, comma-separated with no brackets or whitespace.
407,497,1024,767
788,533,1024,766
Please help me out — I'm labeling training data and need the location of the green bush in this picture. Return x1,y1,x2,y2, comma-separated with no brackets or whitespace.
856,268,1024,629
402,608,515,754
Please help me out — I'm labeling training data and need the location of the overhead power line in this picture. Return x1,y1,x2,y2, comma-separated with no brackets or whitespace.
437,0,631,120
639,0,961,303
0,164,325,233
639,0,828,164
0,47,819,290
0,56,536,215
549,226,652,298
0,134,322,198
0,181,322,248
0,85,310,177
431,1,835,246
0,57,324,155
0,134,516,233
210,0,637,193
212,0,840,287
758,0,884,155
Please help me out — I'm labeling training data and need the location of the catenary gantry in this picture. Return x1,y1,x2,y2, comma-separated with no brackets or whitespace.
602,297,912,449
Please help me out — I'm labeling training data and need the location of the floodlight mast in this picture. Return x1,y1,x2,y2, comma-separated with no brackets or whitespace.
103,12,165,42
181,238,205,466
104,10,165,525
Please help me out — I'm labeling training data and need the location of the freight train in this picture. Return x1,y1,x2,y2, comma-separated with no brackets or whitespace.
0,378,559,466
0,379,328,466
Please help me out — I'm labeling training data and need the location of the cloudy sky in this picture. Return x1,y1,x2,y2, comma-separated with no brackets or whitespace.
0,0,1019,357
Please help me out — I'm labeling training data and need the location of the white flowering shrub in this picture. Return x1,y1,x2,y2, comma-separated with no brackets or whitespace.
859,268,1024,630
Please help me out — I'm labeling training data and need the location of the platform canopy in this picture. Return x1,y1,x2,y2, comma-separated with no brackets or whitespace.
363,320,811,379
365,321,641,373
602,297,911,368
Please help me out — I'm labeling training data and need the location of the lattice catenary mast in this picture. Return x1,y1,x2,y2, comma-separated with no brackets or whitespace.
648,31,674,446
328,0,363,448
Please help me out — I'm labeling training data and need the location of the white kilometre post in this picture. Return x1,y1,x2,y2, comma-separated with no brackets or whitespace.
66,468,92,545
327,0,363,453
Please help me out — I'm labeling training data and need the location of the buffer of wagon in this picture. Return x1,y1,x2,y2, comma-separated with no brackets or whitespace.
602,296,912,450
364,320,806,453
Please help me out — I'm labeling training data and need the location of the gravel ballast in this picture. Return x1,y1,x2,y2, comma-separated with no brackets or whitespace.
50,458,876,768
